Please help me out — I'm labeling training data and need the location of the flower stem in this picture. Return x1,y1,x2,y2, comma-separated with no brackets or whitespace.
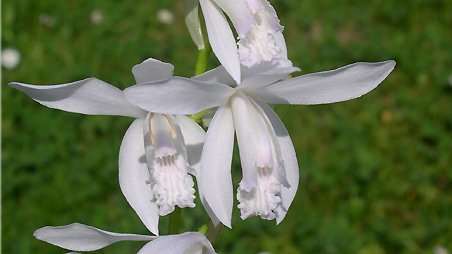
195,43,210,75
206,221,223,244
167,207,182,234
190,41,211,124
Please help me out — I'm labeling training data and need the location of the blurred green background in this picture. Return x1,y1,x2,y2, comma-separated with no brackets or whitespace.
2,0,451,253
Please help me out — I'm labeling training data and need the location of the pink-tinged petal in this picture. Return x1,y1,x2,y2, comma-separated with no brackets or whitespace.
9,79,146,118
199,0,241,83
34,223,152,252
119,119,160,235
137,232,216,254
132,58,174,84
124,77,234,115
258,103,299,224
253,61,396,105
246,0,260,13
199,106,235,228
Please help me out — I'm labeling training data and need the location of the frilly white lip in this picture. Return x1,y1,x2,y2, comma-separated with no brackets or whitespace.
9,58,207,236
124,58,396,228
33,223,216,254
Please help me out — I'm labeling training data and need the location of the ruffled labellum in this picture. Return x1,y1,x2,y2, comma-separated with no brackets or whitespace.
144,113,196,216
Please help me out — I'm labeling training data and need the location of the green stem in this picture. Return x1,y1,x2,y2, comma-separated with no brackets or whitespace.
194,44,210,75
206,221,223,244
190,42,211,124
167,208,182,234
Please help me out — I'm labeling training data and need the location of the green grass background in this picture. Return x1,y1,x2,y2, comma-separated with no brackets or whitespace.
2,0,451,253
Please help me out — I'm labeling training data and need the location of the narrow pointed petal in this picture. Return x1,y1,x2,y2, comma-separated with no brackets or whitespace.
9,79,146,118
185,0,205,50
253,61,396,105
124,77,234,115
132,58,175,84
119,119,160,235
258,103,299,224
199,0,241,83
137,232,216,254
176,115,206,172
212,0,254,37
34,223,153,252
199,106,235,228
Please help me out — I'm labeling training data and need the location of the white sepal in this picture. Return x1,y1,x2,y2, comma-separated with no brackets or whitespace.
119,119,160,235
34,223,153,252
199,106,235,228
9,78,146,118
252,61,396,105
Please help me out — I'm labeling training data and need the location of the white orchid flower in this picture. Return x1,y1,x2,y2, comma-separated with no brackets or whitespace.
9,58,206,235
34,223,216,254
124,60,396,228
188,0,288,84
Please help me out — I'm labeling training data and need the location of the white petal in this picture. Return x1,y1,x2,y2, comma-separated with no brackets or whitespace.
241,59,296,79
34,223,152,252
137,232,216,254
200,193,221,227
132,58,174,84
192,65,236,85
199,106,235,228
258,103,299,224
176,115,206,173
124,77,234,115
212,0,254,37
184,0,205,50
273,32,288,60
230,94,260,190
119,119,160,235
199,0,241,83
240,65,300,90
181,108,220,226
252,61,396,104
9,79,146,118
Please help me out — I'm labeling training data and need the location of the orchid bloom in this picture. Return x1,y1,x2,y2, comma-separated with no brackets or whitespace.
186,0,288,83
34,223,216,254
124,60,396,228
9,59,206,235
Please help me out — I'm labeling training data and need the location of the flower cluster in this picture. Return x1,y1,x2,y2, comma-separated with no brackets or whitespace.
10,1,395,253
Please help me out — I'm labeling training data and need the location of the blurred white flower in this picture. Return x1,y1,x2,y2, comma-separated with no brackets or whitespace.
1,48,20,69
90,9,104,25
447,74,452,87
434,245,449,254
157,9,174,25
38,14,56,27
